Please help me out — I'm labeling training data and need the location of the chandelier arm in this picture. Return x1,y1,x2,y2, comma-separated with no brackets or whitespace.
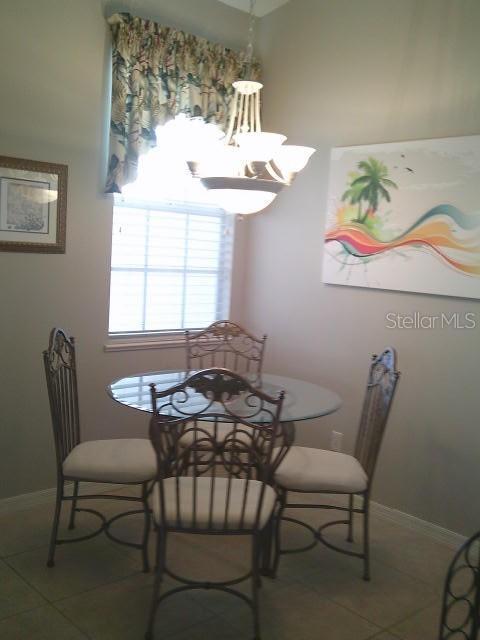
265,161,287,183
225,88,239,145
235,92,245,140
255,91,261,132
250,93,256,132
243,92,250,132
246,162,260,177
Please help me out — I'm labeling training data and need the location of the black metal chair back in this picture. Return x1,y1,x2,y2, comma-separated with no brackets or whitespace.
354,347,400,482
439,530,480,639
149,368,292,532
185,321,267,376
43,328,81,469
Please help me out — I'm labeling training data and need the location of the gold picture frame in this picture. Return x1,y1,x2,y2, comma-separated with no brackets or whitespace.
0,155,68,253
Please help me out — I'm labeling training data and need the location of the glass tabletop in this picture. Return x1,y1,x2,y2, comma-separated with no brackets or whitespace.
107,370,342,423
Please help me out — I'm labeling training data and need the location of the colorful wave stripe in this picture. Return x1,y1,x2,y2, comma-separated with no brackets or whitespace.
325,205,480,277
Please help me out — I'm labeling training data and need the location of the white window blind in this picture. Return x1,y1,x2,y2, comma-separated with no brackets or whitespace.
108,199,234,335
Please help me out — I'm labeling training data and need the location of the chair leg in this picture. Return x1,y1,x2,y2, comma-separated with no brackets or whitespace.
347,494,354,543
145,528,167,640
271,490,286,578
47,480,63,568
363,492,370,581
141,482,151,573
251,533,262,640
260,516,273,577
68,481,79,530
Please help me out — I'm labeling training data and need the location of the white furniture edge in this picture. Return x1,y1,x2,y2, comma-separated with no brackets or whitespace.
0,483,466,549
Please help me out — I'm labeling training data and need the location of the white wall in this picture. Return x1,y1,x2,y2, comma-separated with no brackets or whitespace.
243,0,480,535
0,0,249,500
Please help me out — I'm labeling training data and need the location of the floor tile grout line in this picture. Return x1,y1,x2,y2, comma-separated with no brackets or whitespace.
2,556,58,605
0,604,47,626
0,558,51,609
1,525,141,562
165,612,231,640
367,632,402,640
382,629,405,640
2,543,144,565
1,541,54,560
3,551,143,607
287,567,440,635
281,506,453,581
0,559,91,638
289,577,387,634
283,534,445,595
56,576,229,640
383,599,442,638
50,568,151,605
49,599,96,640
370,549,448,591
0,507,147,561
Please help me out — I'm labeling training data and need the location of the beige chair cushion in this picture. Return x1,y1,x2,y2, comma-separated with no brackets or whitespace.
274,447,368,493
151,477,276,530
63,439,157,483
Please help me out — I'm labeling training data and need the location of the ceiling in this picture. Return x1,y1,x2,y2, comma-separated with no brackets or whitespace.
218,0,290,17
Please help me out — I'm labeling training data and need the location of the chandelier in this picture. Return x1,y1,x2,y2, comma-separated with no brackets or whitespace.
186,0,315,215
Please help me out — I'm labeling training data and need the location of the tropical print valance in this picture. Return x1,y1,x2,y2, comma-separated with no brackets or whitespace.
106,13,260,193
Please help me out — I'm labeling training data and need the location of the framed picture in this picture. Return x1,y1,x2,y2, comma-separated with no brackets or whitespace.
322,135,480,299
0,155,67,253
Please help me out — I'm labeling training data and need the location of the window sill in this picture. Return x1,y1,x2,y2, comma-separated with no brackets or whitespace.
104,335,186,352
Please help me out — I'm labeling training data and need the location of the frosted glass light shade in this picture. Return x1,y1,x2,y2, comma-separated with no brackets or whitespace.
213,190,277,214
234,132,287,162
201,177,284,214
188,145,243,178
159,115,224,156
273,145,316,176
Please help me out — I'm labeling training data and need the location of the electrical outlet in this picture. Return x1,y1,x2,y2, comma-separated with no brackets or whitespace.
330,430,343,452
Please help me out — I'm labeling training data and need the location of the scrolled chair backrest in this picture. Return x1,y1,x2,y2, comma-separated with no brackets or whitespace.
354,347,400,482
43,328,81,467
185,320,267,377
149,368,292,532
439,530,480,640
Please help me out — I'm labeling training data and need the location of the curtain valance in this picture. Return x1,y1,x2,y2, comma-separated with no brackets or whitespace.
106,13,260,193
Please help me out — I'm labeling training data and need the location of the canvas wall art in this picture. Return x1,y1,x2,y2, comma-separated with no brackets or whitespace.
322,135,480,299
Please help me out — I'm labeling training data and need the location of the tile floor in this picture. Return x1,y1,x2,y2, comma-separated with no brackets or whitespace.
0,487,455,639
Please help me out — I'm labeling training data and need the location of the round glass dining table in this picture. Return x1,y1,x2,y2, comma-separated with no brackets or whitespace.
107,370,342,423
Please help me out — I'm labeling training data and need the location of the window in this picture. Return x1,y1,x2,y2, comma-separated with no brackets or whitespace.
108,118,234,337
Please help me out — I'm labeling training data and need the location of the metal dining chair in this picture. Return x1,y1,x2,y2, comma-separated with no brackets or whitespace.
185,320,267,376
43,328,156,570
184,320,268,448
146,368,293,640
439,530,480,639
272,347,400,581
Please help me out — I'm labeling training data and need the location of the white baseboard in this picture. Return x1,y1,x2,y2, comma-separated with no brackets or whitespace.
287,493,465,550
369,500,466,550
0,482,127,515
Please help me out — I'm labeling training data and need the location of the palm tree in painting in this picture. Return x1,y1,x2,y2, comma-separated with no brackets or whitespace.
351,157,398,224
341,174,365,222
